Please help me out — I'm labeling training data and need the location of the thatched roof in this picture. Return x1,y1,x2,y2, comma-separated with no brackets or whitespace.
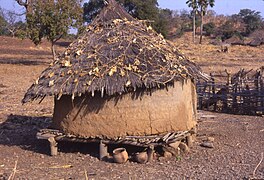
225,34,244,45
22,0,204,103
248,30,264,47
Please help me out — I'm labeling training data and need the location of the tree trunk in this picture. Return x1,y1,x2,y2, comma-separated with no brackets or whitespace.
199,8,204,44
7,28,15,38
192,10,196,44
51,41,56,61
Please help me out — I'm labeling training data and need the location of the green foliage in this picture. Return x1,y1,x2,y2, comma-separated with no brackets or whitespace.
26,0,83,45
203,22,215,35
83,0,104,23
212,9,263,41
154,8,173,38
83,0,171,37
238,9,263,35
119,0,159,21
173,10,193,38
14,21,27,39
0,10,8,35
186,0,198,10
198,0,215,14
83,0,159,23
0,7,27,37
214,20,240,41
218,21,234,40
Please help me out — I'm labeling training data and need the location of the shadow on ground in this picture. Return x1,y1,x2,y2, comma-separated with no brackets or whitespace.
0,114,149,161
0,59,49,66
0,114,52,154
0,114,125,159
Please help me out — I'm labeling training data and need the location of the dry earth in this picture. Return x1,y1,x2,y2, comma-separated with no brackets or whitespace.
0,36,264,179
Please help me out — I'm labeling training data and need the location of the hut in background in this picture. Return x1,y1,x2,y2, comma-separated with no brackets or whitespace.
225,34,245,45
23,0,205,139
248,30,264,47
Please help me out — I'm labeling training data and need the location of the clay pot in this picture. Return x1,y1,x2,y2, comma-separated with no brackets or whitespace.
134,152,148,164
112,148,128,163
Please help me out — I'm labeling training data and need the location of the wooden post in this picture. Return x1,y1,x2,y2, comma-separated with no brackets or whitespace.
260,74,264,114
48,137,58,156
211,74,217,111
197,80,203,110
99,140,108,161
207,82,210,110
147,145,154,162
186,135,193,148
223,71,230,112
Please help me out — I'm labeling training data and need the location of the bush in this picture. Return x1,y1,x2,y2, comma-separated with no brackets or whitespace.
214,20,238,41
203,22,216,36
238,9,263,35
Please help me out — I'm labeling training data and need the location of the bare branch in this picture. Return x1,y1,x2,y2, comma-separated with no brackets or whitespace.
15,0,28,7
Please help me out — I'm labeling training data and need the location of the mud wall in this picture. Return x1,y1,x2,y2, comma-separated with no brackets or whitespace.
52,79,197,138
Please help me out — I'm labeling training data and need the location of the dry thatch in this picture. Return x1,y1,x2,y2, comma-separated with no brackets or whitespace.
248,30,264,47
22,0,203,103
225,34,244,45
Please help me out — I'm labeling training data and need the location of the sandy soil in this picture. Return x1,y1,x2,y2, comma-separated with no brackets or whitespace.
0,36,264,179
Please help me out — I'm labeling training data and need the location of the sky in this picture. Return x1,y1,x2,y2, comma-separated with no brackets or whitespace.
159,0,264,17
0,0,263,18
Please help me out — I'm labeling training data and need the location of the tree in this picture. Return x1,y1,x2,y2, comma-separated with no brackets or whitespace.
238,9,263,35
186,0,198,43
3,10,23,37
0,8,8,35
197,0,215,44
83,0,172,37
203,22,215,36
84,0,159,23
83,0,105,23
155,8,173,38
16,0,83,60
16,0,35,14
119,0,159,21
0,7,26,37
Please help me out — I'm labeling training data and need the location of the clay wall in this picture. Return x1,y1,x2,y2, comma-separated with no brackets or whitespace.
52,79,197,138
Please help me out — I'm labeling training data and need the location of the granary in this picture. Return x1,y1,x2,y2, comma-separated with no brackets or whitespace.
22,0,205,157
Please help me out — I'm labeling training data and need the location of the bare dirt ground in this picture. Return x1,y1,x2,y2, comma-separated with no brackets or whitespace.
0,36,264,179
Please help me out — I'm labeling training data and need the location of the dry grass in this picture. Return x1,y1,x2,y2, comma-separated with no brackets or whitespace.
173,32,264,73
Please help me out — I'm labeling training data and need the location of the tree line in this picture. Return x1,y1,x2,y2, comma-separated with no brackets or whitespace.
0,0,263,59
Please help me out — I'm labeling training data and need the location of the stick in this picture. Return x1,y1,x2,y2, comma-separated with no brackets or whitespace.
253,152,263,178
84,169,88,180
8,159,18,180
48,137,58,156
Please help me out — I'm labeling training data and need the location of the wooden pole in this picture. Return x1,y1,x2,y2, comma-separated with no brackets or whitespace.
211,73,217,111
147,145,154,162
48,137,58,156
186,135,193,148
99,140,108,160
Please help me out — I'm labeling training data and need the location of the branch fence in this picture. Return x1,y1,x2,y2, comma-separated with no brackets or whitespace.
197,67,264,115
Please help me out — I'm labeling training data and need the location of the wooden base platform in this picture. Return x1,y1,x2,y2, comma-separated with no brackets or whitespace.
36,129,193,162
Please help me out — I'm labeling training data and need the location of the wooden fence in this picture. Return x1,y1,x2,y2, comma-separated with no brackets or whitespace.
197,67,264,115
